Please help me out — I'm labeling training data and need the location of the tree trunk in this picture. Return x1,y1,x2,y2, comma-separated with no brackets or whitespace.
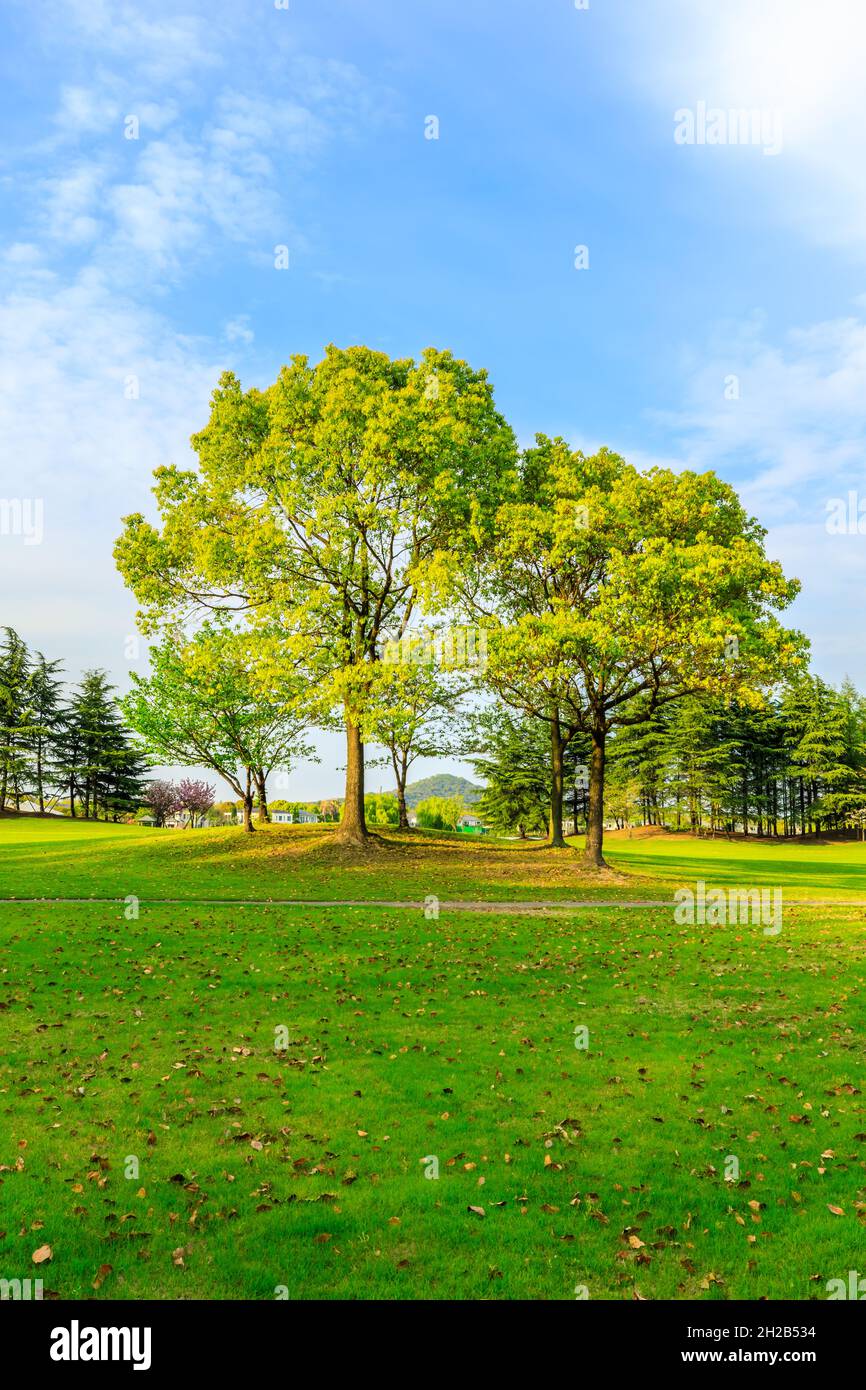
583,726,608,868
548,713,567,848
241,767,255,833
392,750,410,830
336,711,368,844
742,771,748,836
254,770,269,823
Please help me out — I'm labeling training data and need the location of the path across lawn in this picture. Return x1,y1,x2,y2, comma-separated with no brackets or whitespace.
2,895,866,910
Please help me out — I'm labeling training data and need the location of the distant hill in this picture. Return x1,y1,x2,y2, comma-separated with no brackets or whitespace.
398,775,483,809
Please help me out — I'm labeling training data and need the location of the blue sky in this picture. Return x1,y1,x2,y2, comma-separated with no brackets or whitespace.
2,0,866,798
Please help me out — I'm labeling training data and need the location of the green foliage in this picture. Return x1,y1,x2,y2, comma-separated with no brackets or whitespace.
114,346,518,835
415,794,465,830
0,627,34,810
599,675,866,837
363,792,400,826
468,707,550,836
469,438,805,858
0,627,147,820
120,623,312,828
467,704,590,837
364,651,466,824
61,670,150,820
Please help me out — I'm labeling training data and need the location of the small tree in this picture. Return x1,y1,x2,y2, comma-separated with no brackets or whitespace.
62,670,148,821
176,777,216,828
0,627,31,812
468,707,551,838
144,779,179,828
121,625,310,833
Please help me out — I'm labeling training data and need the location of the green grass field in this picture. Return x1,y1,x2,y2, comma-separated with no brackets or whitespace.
1,819,865,1300
3,815,866,903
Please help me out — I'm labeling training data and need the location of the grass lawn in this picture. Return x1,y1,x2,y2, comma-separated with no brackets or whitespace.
2,891,865,1300
3,815,866,902
1,818,864,1300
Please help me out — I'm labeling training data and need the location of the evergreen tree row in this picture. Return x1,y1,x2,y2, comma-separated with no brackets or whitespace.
469,674,866,839
0,627,149,820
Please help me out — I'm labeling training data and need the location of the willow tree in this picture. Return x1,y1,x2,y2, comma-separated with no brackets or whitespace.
475,437,805,867
115,345,516,844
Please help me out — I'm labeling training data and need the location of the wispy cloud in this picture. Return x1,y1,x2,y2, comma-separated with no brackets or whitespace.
1,0,384,677
612,0,866,253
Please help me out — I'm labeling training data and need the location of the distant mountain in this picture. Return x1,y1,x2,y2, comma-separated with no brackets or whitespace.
398,774,483,809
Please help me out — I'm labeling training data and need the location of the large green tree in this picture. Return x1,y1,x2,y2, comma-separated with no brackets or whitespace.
473,438,805,867
115,346,516,846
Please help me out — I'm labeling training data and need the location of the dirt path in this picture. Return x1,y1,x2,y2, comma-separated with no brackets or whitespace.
1,896,865,911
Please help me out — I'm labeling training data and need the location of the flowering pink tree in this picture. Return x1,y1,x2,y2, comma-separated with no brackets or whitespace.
144,779,180,828
176,778,216,828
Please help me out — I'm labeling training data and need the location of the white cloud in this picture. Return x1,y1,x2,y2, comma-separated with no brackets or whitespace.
614,0,866,252
54,84,120,137
645,310,866,519
0,266,223,672
52,0,226,85
41,162,106,244
1,4,383,697
615,304,866,686
224,315,254,345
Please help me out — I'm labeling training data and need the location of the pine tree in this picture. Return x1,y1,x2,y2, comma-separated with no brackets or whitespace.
467,707,550,837
26,652,64,814
65,671,148,820
0,627,31,811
